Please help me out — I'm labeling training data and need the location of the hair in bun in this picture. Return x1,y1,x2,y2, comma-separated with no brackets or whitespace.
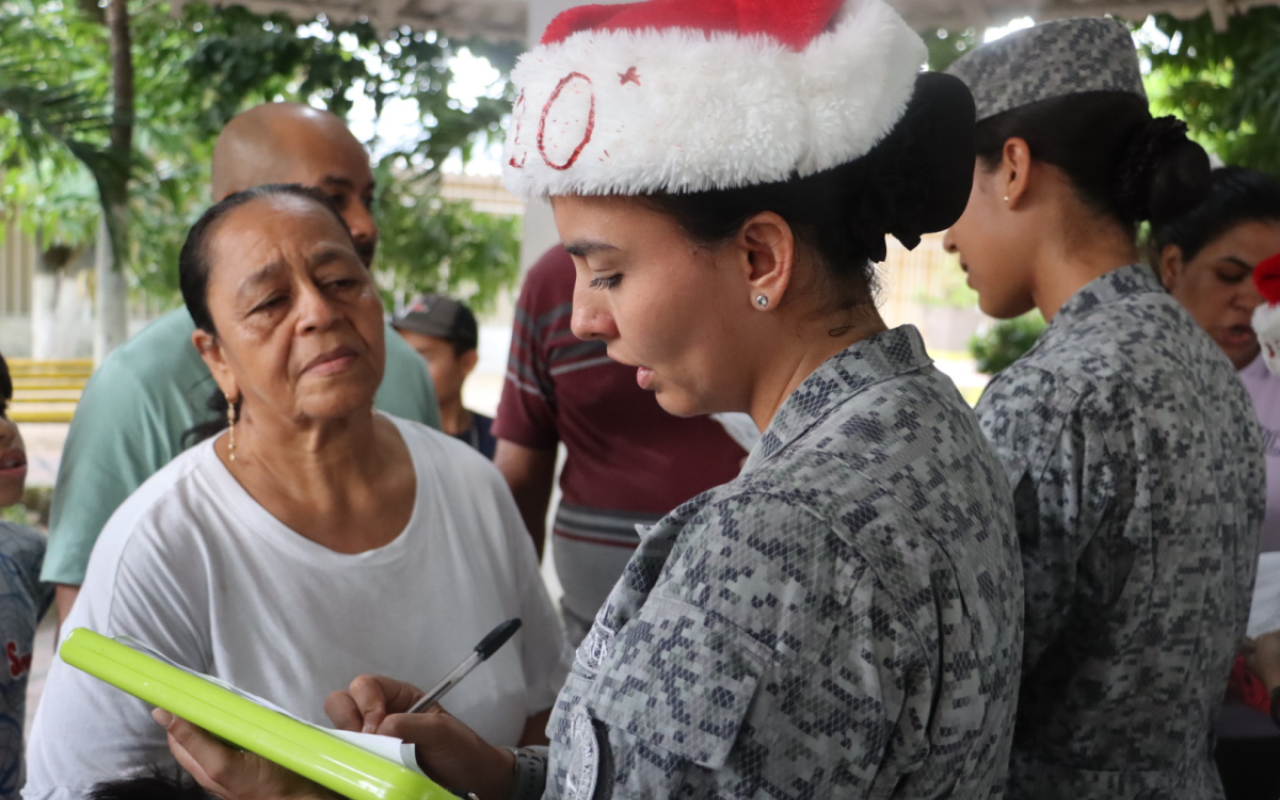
1152,167,1280,264
974,91,1210,231
640,73,976,317
1115,116,1211,227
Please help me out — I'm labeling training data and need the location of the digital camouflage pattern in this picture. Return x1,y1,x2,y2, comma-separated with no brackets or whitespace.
544,326,1024,799
976,264,1265,800
946,17,1145,122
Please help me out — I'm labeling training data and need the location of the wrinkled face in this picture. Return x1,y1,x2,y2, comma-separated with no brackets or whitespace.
943,162,1037,319
0,398,26,508
553,195,749,418
397,330,475,407
197,195,387,427
1161,220,1280,370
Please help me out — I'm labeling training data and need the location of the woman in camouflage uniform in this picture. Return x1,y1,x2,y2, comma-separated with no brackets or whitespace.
156,0,1025,797
944,18,1265,800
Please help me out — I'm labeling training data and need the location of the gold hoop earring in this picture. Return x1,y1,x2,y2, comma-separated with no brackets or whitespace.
226,396,237,462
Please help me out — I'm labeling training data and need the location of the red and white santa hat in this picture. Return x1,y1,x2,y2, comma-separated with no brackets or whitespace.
1252,252,1280,374
502,0,927,198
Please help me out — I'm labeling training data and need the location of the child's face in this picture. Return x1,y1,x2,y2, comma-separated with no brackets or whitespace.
0,404,26,508
397,330,476,407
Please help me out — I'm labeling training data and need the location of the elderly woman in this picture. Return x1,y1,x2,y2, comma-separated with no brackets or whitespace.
1153,167,1280,800
24,185,570,800
943,20,1265,800
156,0,1024,798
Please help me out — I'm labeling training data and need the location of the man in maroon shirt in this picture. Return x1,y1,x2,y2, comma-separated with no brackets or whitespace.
494,246,748,643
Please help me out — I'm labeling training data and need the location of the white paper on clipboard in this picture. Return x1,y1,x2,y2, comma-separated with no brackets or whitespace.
1247,552,1280,638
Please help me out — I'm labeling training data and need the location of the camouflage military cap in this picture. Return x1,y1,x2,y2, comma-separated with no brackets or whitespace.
946,18,1145,122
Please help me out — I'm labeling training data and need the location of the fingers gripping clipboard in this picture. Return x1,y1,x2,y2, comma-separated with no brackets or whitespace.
59,628,458,800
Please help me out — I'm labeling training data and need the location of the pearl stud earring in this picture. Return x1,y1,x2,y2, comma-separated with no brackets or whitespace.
755,294,769,309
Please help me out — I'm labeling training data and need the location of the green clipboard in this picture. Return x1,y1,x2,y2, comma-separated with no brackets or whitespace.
60,628,456,800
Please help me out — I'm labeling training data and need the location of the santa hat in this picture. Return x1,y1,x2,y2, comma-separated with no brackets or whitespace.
502,0,928,198
1252,252,1280,375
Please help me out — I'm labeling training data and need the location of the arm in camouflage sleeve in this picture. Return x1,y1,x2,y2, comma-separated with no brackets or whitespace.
998,381,1139,675
546,494,933,799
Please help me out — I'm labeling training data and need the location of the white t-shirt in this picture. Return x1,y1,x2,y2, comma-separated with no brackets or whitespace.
24,415,571,800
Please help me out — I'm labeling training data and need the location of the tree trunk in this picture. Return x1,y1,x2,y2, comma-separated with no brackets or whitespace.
33,240,70,360
94,0,132,363
93,218,127,362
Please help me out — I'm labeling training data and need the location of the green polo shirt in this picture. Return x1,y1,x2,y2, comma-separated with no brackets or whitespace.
41,308,441,586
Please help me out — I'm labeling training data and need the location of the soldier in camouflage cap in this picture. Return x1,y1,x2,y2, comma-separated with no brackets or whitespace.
948,18,1144,122
945,17,1264,800
154,0,1025,798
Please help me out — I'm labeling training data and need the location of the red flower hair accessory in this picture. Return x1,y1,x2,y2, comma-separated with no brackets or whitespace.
1255,252,1280,305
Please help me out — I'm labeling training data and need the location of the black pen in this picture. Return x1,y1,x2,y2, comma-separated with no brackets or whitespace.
406,618,523,714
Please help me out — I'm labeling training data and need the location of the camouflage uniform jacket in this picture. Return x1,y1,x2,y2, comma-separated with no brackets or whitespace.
545,325,1024,800
975,264,1265,800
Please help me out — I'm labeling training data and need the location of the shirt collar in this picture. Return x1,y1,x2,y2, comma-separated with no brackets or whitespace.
746,325,933,470
1052,263,1163,327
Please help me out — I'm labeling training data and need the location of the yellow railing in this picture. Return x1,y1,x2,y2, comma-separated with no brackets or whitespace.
8,358,92,423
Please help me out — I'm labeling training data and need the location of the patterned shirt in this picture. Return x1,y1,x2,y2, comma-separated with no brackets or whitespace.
545,326,1023,800
975,265,1265,800
0,521,52,799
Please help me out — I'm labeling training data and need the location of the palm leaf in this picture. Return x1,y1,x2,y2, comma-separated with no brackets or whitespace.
0,26,130,259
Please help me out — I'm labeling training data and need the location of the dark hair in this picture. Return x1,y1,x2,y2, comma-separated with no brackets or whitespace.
974,91,1211,231
178,183,353,447
642,163,888,316
642,72,976,326
90,768,214,800
0,351,10,406
1151,166,1280,262
446,338,475,358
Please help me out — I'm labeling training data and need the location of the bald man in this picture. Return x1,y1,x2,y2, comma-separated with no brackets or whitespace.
210,104,379,266
41,104,442,624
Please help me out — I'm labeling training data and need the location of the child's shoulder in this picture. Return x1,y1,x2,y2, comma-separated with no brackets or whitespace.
0,519,46,567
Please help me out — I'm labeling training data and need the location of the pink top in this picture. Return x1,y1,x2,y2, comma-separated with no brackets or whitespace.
1218,354,1280,739
1239,354,1280,553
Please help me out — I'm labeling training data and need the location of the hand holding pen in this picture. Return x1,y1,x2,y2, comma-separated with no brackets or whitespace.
325,618,523,733
321,618,529,800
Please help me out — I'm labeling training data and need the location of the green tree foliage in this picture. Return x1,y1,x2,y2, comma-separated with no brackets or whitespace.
0,0,521,309
0,8,123,248
1143,8,1280,173
969,312,1046,375
923,27,981,72
373,162,519,314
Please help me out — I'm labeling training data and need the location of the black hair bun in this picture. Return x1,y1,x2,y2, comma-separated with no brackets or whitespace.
1115,115,1211,226
845,72,976,260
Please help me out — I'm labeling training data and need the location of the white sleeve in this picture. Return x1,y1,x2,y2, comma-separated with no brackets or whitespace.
24,521,211,800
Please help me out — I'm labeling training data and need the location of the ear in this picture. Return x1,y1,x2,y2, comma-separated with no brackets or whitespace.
1001,137,1034,210
459,348,479,379
1158,244,1184,292
191,328,240,402
736,211,794,309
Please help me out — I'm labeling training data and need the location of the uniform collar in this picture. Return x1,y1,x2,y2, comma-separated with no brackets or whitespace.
1052,263,1162,328
747,325,933,470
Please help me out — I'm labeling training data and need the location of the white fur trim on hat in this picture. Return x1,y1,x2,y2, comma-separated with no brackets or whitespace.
1253,303,1280,376
502,0,926,198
